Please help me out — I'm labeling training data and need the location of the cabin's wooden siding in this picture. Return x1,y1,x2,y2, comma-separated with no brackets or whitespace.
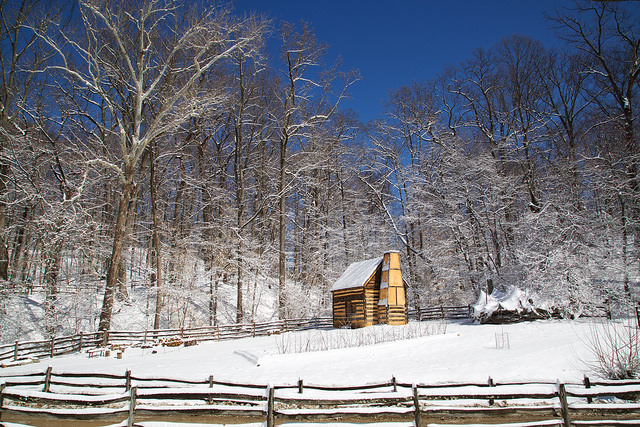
363,268,382,327
332,287,364,328
332,267,381,328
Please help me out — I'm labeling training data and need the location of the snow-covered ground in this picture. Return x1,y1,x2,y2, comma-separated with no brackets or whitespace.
0,319,611,385
3,318,637,427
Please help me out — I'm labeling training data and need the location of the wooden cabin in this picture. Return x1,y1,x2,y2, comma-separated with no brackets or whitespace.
330,251,408,328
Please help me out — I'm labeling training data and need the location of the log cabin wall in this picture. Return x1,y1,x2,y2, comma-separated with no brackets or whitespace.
332,288,365,328
332,267,381,328
363,268,382,327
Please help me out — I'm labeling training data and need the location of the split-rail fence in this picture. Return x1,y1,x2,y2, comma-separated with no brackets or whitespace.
0,306,471,365
0,368,639,426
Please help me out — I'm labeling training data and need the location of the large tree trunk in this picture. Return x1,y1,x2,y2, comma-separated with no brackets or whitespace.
11,206,29,281
209,269,218,326
166,157,186,296
98,173,135,332
236,248,243,323
0,160,8,281
116,257,128,300
339,178,352,265
278,136,287,319
235,125,245,324
116,185,140,300
149,145,163,331
235,164,244,324
43,228,63,338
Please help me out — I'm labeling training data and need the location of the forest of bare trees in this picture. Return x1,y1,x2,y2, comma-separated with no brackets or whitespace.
0,0,639,341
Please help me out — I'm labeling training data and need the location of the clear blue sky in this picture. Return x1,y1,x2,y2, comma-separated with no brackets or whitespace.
232,1,576,123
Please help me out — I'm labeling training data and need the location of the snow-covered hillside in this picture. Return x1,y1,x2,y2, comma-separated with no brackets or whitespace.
0,276,284,345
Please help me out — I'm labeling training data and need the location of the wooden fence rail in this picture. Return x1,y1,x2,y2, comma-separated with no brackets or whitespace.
0,306,473,365
1,369,639,426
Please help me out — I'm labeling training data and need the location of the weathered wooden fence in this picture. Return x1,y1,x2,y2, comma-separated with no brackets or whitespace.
0,317,334,365
1,306,473,365
105,316,334,346
1,369,639,426
408,305,472,321
0,333,102,365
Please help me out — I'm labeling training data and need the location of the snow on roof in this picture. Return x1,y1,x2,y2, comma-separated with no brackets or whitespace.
330,256,383,292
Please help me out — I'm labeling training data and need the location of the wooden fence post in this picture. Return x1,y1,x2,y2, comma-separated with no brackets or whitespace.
557,382,571,426
49,337,55,358
13,340,18,361
1,383,5,414
208,375,214,404
583,375,592,404
392,376,397,392
44,366,52,392
412,384,421,427
78,332,84,352
487,376,495,406
125,369,132,391
127,386,137,427
266,385,275,427
298,378,303,394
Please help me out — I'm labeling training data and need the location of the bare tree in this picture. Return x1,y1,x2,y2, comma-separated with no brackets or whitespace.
273,22,326,319
41,0,264,331
537,47,592,207
551,0,640,298
272,21,358,318
227,22,269,323
551,1,639,158
0,0,67,281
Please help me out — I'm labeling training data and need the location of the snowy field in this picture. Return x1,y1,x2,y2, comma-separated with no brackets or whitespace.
2,318,637,427
0,319,611,385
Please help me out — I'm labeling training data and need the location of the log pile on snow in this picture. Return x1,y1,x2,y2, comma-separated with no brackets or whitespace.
472,286,556,324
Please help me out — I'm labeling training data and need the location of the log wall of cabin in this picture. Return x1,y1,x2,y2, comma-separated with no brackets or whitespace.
363,268,382,327
332,288,365,328
332,267,382,328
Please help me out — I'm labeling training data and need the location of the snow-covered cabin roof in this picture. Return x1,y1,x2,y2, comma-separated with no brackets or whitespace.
330,256,384,292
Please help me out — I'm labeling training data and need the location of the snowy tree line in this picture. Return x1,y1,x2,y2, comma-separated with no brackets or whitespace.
0,0,638,338
380,2,640,313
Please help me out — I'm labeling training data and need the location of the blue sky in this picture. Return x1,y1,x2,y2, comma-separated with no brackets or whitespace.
233,1,576,123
